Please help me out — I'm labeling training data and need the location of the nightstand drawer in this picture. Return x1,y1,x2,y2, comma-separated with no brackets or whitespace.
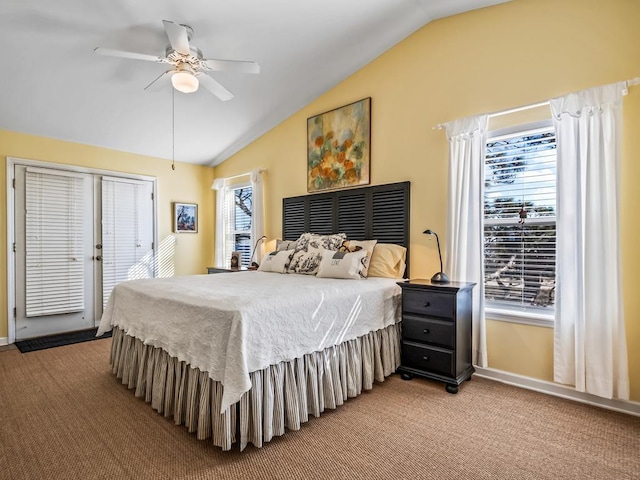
402,315,455,348
402,342,454,376
402,289,454,318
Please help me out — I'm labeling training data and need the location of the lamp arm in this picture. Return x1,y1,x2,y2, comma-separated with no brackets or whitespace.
250,235,267,266
433,232,443,273
423,228,450,284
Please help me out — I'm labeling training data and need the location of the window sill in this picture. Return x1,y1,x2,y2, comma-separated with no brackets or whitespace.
485,307,554,328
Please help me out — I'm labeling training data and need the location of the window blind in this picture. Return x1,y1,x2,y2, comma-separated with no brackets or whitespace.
101,177,154,308
223,186,252,267
25,169,85,317
222,188,236,268
484,126,557,312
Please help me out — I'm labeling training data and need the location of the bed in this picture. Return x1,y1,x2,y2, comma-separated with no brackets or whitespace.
99,181,410,451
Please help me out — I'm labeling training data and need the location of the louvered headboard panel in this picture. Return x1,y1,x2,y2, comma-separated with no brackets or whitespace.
282,181,410,277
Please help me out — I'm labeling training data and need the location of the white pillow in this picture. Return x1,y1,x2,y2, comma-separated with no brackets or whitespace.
316,249,369,280
339,239,377,277
258,250,294,273
276,239,298,252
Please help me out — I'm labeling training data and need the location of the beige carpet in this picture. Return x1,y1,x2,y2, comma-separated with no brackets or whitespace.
0,339,638,480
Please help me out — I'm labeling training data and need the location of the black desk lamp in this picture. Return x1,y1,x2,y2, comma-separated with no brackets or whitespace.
250,235,267,268
423,229,450,283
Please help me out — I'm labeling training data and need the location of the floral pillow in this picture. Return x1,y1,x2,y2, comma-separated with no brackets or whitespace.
287,232,347,275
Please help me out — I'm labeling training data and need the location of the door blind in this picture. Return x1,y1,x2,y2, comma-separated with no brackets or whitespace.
25,169,85,317
102,177,154,308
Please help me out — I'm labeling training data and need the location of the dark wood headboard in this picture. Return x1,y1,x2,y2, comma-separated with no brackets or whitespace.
282,181,410,276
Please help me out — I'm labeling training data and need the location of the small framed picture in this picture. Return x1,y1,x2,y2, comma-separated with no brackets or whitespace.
173,202,198,233
230,251,241,270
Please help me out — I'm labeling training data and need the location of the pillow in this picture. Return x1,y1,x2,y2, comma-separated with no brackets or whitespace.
339,239,377,277
287,232,347,275
316,249,369,280
258,250,295,273
276,239,298,252
367,243,407,278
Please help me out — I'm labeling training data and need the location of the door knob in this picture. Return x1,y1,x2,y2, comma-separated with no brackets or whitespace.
95,244,102,249
95,256,102,261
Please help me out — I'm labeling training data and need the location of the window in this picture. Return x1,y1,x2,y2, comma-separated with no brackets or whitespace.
223,185,253,268
484,124,557,317
213,170,264,271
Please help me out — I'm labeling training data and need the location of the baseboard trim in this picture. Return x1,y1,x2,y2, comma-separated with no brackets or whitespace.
474,367,640,417
0,337,8,346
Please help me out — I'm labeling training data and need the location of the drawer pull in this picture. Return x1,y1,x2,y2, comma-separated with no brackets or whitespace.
423,329,430,334
422,356,429,361
424,302,431,307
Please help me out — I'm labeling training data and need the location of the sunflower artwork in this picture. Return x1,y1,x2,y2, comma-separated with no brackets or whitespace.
307,97,371,192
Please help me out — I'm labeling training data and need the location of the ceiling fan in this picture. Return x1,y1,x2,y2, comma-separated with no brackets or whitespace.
94,20,260,101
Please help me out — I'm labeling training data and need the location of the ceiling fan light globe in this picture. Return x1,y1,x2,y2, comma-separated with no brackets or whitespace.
171,71,199,93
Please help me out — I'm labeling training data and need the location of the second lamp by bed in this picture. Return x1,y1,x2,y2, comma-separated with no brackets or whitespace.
423,229,450,283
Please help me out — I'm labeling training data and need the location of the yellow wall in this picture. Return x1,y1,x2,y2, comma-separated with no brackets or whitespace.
486,321,554,380
0,130,215,339
215,0,640,400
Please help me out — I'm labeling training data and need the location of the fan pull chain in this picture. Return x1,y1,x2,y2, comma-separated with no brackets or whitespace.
171,87,176,171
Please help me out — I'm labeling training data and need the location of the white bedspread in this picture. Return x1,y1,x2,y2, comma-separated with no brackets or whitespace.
97,271,402,410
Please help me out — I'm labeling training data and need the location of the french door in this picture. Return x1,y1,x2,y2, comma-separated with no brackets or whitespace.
13,164,155,340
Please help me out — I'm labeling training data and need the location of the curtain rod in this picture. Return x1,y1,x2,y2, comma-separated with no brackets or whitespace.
432,76,640,130
215,168,266,182
211,168,266,190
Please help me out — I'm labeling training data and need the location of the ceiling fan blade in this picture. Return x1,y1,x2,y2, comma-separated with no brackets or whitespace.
144,71,171,92
196,73,234,101
162,20,190,55
94,47,163,63
203,59,260,74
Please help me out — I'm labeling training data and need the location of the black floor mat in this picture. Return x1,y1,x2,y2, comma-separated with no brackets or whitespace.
15,328,112,353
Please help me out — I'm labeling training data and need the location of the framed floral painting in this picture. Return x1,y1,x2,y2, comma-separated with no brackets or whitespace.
307,97,371,192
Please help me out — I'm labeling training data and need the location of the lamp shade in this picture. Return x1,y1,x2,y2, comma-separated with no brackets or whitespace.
171,70,199,93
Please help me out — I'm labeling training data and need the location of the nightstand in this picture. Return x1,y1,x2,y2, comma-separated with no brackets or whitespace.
397,279,475,394
207,267,248,274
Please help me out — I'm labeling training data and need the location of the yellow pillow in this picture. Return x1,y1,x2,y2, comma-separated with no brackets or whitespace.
367,243,407,278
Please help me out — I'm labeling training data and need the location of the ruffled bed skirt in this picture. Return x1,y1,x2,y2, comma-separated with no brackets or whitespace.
109,322,402,451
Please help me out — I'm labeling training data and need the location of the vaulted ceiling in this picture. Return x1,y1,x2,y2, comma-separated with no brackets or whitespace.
0,0,510,166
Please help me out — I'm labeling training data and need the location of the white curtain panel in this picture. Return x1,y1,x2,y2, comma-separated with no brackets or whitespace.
551,81,629,400
211,178,228,268
445,114,489,368
250,169,266,263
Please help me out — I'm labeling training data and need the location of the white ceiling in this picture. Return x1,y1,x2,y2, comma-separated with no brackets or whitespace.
0,0,510,166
